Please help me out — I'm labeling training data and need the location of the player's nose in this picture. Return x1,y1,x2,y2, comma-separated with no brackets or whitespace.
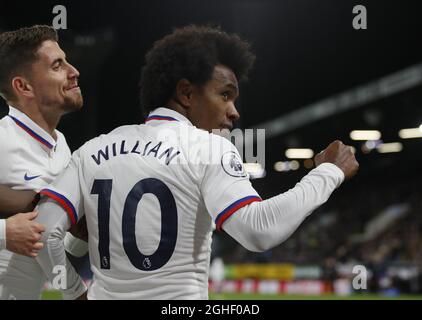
67,63,80,79
227,103,240,122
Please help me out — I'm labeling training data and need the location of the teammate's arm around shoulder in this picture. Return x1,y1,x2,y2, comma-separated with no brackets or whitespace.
222,140,359,252
0,211,45,256
0,185,39,218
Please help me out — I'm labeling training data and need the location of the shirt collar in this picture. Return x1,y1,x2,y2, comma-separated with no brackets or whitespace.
8,105,57,152
145,107,193,126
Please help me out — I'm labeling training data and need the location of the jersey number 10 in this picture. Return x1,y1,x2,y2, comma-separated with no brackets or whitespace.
91,178,178,271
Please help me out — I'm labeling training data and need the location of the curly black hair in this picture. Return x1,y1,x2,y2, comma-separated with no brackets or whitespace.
0,25,58,102
139,25,255,115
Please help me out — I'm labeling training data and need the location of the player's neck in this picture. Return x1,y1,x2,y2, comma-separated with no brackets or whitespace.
166,100,189,119
15,102,61,140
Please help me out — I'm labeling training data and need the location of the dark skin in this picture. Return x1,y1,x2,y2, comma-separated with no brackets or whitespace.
0,186,37,218
0,187,87,236
0,187,44,257
167,64,359,179
72,67,355,301
314,140,359,180
0,187,87,255
75,291,87,300
168,64,240,132
68,216,88,242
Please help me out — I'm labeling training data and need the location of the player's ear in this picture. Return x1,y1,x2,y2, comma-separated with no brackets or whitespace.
175,78,193,108
11,76,35,99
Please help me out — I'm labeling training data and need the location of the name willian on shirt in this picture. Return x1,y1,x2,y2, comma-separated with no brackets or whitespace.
91,139,181,166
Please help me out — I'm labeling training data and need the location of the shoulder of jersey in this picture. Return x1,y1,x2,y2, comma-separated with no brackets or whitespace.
208,131,237,150
77,124,139,153
208,133,247,178
0,114,12,129
55,129,67,141
0,115,14,138
108,124,141,136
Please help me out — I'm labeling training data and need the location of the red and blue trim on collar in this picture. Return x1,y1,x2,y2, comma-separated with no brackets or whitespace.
39,189,78,225
145,115,179,123
8,115,54,150
215,195,262,231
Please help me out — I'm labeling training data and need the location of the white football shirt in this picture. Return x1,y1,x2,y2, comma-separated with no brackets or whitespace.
0,222,5,251
41,107,261,299
0,106,71,299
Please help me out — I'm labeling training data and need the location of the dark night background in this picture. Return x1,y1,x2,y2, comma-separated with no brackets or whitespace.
2,1,421,189
1,1,422,286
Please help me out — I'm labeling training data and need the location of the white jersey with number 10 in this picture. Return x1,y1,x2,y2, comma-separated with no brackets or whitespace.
41,107,261,299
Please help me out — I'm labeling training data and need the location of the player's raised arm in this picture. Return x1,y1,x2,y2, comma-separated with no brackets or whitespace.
204,139,358,252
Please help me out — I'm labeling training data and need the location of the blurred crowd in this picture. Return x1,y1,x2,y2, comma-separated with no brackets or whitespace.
214,170,422,294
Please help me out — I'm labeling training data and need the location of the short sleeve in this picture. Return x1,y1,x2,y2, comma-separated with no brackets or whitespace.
0,125,12,181
200,135,261,231
39,149,84,226
0,219,6,250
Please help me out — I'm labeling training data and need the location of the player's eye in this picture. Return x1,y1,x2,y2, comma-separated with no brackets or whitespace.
52,61,62,70
222,92,230,101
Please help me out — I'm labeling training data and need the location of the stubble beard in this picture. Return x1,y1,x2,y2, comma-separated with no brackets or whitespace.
62,91,84,113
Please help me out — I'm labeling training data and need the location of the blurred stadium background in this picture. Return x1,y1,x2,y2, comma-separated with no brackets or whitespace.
1,0,422,299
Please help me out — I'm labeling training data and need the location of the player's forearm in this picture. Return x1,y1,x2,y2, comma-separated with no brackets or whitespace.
223,163,344,252
0,185,38,218
35,199,87,299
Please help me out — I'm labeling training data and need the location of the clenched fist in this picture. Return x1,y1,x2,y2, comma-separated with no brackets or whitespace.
314,140,359,180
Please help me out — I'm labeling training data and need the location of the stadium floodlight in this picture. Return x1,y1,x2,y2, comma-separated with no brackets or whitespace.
376,142,403,153
399,128,422,139
274,161,287,172
274,161,300,172
289,160,300,171
285,148,314,159
350,130,381,141
303,159,314,169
